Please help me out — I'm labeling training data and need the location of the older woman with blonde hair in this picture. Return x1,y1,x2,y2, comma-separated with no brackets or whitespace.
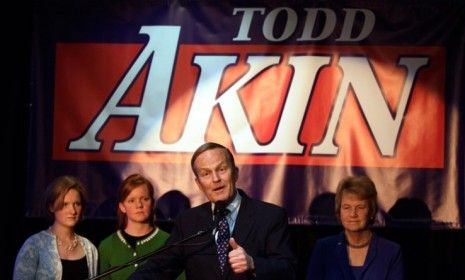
306,175,404,280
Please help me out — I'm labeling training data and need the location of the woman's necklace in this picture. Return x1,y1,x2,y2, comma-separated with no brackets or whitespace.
57,234,79,252
346,232,372,249
347,239,370,248
50,227,79,252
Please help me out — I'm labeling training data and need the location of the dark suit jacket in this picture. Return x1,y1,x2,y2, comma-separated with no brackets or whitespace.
306,232,404,280
130,189,296,280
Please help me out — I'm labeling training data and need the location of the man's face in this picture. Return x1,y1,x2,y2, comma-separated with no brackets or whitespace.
193,148,237,203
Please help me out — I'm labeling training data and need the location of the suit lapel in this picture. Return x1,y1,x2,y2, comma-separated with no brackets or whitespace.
361,233,377,277
231,193,254,245
193,204,221,265
200,203,215,231
224,193,254,280
336,233,356,280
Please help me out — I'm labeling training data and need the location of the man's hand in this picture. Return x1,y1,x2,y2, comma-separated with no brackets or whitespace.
228,238,255,274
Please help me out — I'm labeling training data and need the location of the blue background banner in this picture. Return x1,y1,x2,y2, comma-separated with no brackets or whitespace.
26,0,465,228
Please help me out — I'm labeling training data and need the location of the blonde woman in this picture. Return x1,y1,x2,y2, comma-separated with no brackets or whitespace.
306,176,403,280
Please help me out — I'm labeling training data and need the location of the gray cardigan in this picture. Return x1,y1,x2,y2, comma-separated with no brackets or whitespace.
13,230,98,279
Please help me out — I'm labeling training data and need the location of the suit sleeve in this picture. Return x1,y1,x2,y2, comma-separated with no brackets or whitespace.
387,245,404,280
252,208,297,280
305,240,325,280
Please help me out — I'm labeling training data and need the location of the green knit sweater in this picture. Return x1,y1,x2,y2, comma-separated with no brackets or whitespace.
98,228,184,280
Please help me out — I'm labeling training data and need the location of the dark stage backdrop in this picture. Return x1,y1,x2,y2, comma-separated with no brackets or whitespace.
25,0,465,228
4,1,465,279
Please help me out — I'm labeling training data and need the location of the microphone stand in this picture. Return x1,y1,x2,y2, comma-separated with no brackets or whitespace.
87,226,213,280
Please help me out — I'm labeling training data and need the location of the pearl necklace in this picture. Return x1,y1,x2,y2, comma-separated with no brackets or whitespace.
117,228,159,248
49,228,79,252
57,234,79,252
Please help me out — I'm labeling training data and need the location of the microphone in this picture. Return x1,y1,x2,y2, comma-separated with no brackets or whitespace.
213,201,227,221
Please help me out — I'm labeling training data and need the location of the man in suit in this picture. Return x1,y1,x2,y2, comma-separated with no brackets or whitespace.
130,142,296,280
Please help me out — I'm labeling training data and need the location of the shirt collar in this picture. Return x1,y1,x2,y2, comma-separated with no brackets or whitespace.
227,189,241,222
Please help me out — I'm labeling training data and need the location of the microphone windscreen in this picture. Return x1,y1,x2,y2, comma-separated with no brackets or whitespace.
213,201,227,216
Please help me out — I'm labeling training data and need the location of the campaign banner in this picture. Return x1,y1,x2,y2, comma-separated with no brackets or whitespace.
27,0,465,228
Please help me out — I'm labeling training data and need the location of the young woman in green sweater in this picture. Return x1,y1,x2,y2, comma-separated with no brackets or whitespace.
98,173,184,280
